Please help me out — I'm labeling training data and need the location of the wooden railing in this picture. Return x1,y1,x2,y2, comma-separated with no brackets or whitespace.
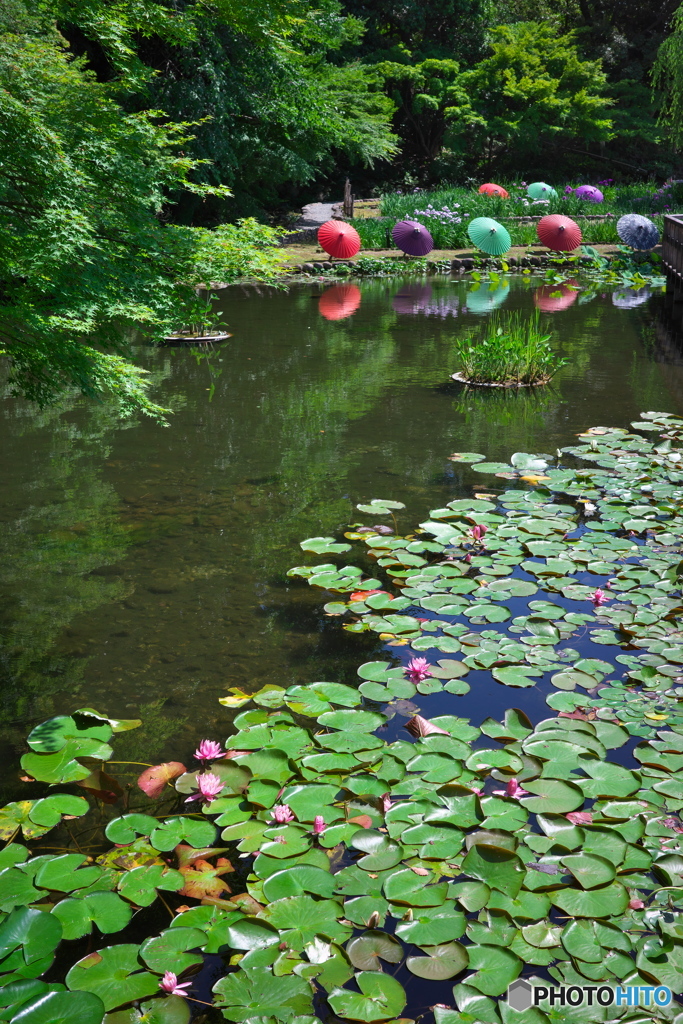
662,215,683,282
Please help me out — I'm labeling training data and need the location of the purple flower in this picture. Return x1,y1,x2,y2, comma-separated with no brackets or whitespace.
194,739,225,763
312,816,326,834
590,588,609,606
469,524,488,542
405,657,433,684
159,972,192,997
185,772,224,804
270,804,295,823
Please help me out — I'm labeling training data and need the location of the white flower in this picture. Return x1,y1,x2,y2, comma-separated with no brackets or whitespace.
305,938,333,964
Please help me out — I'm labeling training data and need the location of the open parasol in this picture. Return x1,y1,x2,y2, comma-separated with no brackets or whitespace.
392,219,434,256
574,185,603,203
617,214,660,250
534,281,579,312
612,287,651,309
318,220,361,259
478,183,509,198
527,182,557,200
467,217,511,256
466,282,510,314
537,214,582,251
318,284,362,321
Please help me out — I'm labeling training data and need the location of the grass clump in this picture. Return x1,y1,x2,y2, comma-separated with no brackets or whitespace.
455,311,565,386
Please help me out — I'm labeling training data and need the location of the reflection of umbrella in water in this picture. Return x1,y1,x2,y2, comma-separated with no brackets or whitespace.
527,182,558,200
537,214,582,251
478,183,509,198
465,281,510,314
574,185,603,203
392,220,434,256
392,285,433,315
467,217,511,256
612,287,651,309
318,284,362,320
318,220,361,258
617,214,660,250
534,280,579,312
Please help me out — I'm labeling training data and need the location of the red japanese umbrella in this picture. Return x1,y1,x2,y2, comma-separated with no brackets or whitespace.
478,183,510,198
534,280,579,312
537,214,582,252
318,220,361,259
318,284,362,321
392,219,434,256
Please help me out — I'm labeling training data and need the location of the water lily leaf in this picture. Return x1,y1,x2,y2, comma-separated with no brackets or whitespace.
465,944,522,996
117,865,184,907
213,967,313,1021
351,831,404,871
0,803,50,842
265,895,352,950
394,903,466,946
550,670,597,691
318,709,385,732
137,763,186,799
347,930,403,971
328,972,406,1023
451,983,501,1023
25,714,112,754
406,941,468,980
383,868,449,907
66,945,159,1011
300,536,351,554
103,996,190,1024
51,892,132,940
0,907,62,971
262,866,336,902
357,500,406,514
520,779,585,813
461,845,525,897
104,815,158,845
492,666,543,688
9,990,106,1024
576,761,639,798
20,747,95,786
150,818,216,852
447,453,487,464
550,880,629,918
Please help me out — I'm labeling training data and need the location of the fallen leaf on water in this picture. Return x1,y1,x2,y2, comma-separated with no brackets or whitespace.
137,761,186,799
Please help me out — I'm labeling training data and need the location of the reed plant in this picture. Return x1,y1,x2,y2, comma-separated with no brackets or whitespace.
455,311,565,386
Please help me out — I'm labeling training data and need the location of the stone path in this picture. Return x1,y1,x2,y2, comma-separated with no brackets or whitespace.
296,201,338,227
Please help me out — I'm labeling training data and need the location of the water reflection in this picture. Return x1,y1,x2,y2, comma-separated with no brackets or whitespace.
534,281,579,313
392,284,459,318
613,287,651,309
465,280,510,313
318,284,362,321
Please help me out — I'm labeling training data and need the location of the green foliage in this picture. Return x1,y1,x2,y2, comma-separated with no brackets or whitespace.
454,312,566,385
654,2,683,149
447,23,612,171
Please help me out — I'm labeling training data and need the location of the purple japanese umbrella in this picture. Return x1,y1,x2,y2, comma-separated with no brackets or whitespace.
392,219,434,256
573,185,604,203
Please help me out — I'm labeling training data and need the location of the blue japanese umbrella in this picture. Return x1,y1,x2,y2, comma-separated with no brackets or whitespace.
392,220,434,256
616,214,660,251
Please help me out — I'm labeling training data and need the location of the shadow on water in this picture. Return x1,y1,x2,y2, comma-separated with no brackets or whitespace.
2,273,683,782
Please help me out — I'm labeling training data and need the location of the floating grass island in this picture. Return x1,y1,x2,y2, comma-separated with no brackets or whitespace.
3,413,683,1021
452,312,566,387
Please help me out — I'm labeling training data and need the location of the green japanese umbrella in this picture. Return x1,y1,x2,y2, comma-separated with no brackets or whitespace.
467,217,511,256
527,181,558,200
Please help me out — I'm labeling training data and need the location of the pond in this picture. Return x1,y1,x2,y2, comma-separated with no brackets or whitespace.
1,273,681,792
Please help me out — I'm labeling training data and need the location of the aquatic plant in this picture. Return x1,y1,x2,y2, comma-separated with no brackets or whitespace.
453,312,566,385
4,413,683,1022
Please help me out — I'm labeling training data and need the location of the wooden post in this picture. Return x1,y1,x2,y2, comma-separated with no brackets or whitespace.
343,179,354,219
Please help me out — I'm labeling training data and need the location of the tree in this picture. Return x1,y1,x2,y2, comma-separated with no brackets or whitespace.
653,3,683,150
0,28,284,419
445,22,613,174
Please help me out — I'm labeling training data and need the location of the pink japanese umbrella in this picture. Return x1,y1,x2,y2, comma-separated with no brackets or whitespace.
318,220,361,259
537,214,582,252
478,183,509,198
392,219,434,256
573,185,603,203
318,284,362,321
534,280,579,312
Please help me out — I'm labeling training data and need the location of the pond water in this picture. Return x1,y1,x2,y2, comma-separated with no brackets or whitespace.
1,274,682,794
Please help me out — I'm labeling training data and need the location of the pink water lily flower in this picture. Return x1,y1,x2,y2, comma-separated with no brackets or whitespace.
194,739,225,763
469,524,488,542
270,804,295,823
494,778,528,799
590,588,610,606
312,815,326,834
159,972,192,997
405,657,433,684
185,772,224,804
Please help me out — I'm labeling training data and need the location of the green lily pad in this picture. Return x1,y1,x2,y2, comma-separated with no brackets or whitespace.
346,930,403,971
328,972,406,1023
213,967,313,1021
406,941,469,980
65,945,159,1011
